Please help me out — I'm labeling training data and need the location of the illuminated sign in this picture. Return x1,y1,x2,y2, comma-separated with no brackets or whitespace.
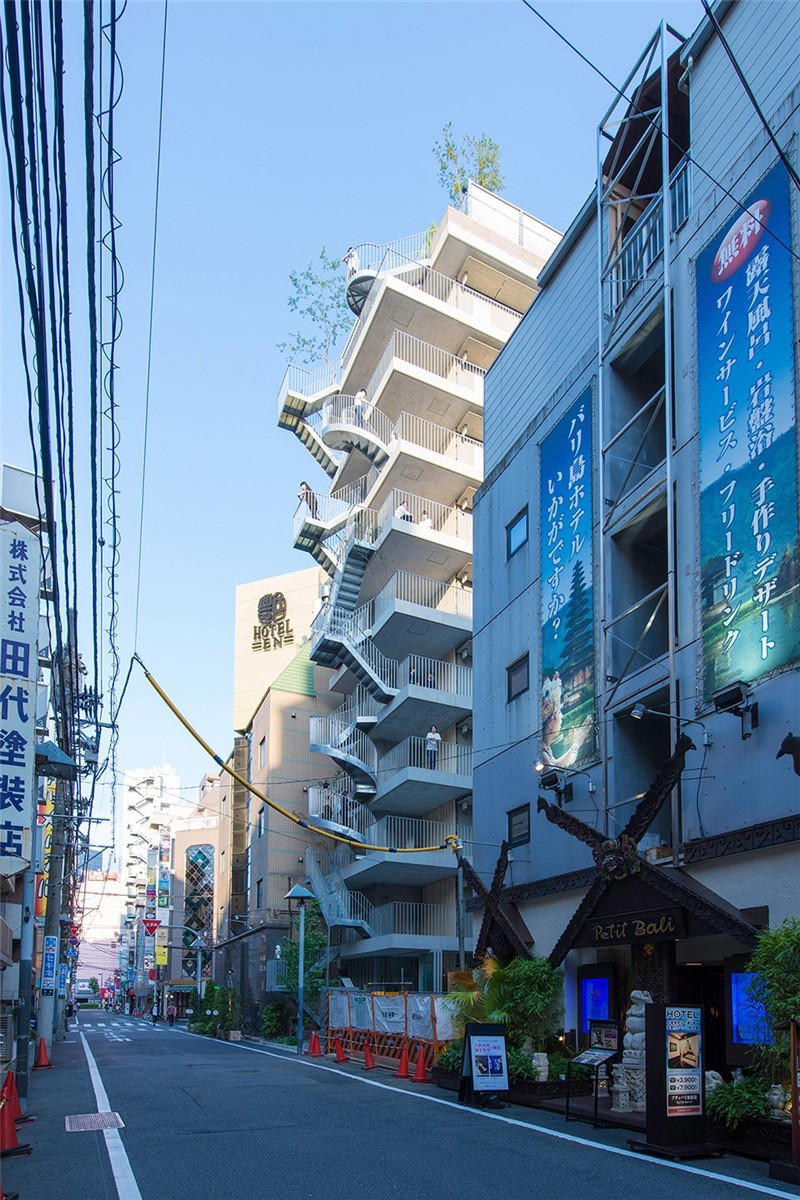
665,1006,703,1117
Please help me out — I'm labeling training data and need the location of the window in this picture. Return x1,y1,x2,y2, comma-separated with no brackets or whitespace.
507,653,529,701
258,737,266,769
507,804,530,847
255,878,264,909
506,507,528,558
257,807,266,838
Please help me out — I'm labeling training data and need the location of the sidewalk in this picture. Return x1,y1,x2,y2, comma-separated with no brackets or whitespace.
1,1034,117,1200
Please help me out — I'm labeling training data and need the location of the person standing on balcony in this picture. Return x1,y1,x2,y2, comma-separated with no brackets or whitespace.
426,724,442,769
298,481,318,520
395,499,413,522
342,246,359,279
419,511,433,530
353,388,367,427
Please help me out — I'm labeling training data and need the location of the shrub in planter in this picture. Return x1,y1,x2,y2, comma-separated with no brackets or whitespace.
707,1078,770,1131
444,955,563,1051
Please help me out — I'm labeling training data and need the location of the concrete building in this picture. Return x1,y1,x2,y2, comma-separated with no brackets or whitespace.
278,184,560,990
472,0,799,1071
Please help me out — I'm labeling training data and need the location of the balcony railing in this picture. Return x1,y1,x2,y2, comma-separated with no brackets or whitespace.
309,715,379,774
379,736,472,777
373,570,473,625
376,490,473,542
340,258,521,375
308,786,375,840
367,330,486,402
603,385,667,519
462,185,561,263
608,156,692,313
371,900,457,938
347,232,431,276
396,655,471,696
320,399,482,472
371,816,471,856
278,359,341,411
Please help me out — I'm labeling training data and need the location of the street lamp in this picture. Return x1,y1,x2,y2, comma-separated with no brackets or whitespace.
285,884,315,1056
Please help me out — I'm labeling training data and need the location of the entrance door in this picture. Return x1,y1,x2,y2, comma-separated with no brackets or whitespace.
674,964,726,1073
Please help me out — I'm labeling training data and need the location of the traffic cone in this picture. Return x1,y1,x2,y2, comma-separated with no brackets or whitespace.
413,1048,427,1082
1,1072,33,1124
363,1041,376,1070
306,1031,321,1058
0,1097,31,1158
334,1037,348,1063
395,1046,410,1079
32,1036,53,1070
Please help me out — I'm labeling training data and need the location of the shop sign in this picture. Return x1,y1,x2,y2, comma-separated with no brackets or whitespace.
579,906,685,947
41,934,58,996
666,1006,703,1117
252,591,294,653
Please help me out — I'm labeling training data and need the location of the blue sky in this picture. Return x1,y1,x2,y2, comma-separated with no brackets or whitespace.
1,0,706,831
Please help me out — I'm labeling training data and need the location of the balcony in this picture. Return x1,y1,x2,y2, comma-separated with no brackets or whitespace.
309,714,378,795
373,736,472,816
341,816,472,887
371,653,472,742
339,258,523,392
363,330,485,427
371,570,472,659
336,900,461,960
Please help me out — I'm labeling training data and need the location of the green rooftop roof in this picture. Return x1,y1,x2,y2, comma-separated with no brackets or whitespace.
270,641,316,699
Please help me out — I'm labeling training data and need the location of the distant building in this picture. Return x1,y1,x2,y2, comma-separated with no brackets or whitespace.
472,0,799,1070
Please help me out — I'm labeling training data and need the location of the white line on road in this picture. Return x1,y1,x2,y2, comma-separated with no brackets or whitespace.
206,1037,798,1200
79,1033,143,1200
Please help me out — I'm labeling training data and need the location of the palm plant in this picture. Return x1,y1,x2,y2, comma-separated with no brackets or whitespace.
444,955,562,1050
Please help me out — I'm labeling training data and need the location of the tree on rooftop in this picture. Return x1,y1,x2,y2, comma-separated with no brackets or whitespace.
432,122,504,208
277,246,351,365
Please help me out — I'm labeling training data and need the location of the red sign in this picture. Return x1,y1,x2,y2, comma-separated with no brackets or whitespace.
142,919,161,936
70,925,80,937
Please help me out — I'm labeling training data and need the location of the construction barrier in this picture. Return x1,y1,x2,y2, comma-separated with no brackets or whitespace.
325,989,456,1072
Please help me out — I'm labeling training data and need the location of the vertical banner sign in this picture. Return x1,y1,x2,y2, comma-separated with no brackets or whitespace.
540,389,595,766
35,780,55,917
158,828,171,910
0,522,41,876
57,961,67,1000
145,847,157,920
41,933,58,997
666,1006,703,1117
698,164,799,696
155,925,169,967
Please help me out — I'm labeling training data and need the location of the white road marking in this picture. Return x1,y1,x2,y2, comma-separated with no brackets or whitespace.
209,1037,798,1200
79,1033,143,1200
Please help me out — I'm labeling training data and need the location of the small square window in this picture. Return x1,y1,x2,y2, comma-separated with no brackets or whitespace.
506,507,528,558
507,804,530,847
507,653,529,701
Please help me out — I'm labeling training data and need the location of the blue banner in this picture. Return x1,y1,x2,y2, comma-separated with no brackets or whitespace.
698,163,799,695
539,389,595,767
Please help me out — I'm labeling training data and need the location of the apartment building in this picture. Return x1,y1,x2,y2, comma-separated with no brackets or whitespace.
473,0,799,1072
278,184,560,991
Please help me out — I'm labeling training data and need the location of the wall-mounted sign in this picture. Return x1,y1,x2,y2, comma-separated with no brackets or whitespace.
697,163,799,696
41,934,58,997
578,906,685,948
252,591,294,653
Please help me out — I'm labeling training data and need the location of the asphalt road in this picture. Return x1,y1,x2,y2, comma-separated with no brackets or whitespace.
3,1015,798,1200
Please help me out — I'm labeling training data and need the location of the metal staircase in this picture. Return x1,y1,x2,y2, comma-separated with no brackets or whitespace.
305,849,374,937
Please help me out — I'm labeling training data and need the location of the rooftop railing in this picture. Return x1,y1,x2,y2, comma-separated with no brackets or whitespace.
462,185,562,263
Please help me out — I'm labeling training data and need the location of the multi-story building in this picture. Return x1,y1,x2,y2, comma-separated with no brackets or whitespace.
472,0,799,1071
278,184,560,991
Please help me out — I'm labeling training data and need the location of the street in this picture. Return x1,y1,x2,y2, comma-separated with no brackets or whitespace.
2,1016,798,1200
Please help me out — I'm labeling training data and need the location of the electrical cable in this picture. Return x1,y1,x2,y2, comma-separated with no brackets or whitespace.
133,0,168,651
518,0,800,268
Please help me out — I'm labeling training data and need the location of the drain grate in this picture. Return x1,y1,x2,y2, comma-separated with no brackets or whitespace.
65,1112,124,1132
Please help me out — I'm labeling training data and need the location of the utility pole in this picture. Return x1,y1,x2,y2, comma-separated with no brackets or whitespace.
37,776,69,1051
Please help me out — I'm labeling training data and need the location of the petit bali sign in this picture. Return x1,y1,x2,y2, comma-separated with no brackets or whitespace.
579,907,685,948
251,591,294,653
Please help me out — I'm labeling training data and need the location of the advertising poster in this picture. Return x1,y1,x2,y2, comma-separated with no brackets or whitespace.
41,934,58,997
666,1006,702,1117
540,389,595,768
0,522,41,876
35,781,55,918
469,1033,509,1092
57,962,67,1000
698,163,799,695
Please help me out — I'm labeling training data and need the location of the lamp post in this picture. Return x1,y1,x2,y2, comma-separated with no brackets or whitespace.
285,884,315,1055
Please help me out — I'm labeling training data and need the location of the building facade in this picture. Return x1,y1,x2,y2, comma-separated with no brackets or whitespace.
278,185,561,990
473,0,799,1071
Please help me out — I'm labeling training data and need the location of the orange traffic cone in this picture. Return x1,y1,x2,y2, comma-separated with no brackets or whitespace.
306,1031,322,1058
334,1037,348,1063
1,1072,33,1124
395,1046,410,1079
0,1097,31,1158
32,1036,53,1070
363,1041,376,1070
413,1048,427,1082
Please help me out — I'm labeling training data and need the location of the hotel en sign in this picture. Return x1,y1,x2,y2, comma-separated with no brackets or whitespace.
579,907,685,948
252,591,294,653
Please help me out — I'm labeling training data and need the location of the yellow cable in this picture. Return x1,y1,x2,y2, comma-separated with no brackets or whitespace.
136,656,462,858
